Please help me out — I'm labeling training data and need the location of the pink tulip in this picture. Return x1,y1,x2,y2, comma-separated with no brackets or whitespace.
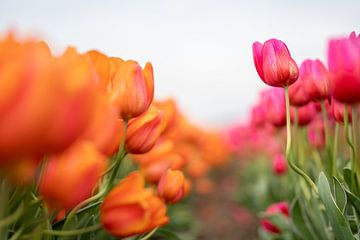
332,98,352,124
302,59,330,101
295,103,317,127
272,154,287,176
261,88,287,127
328,32,360,103
308,117,325,149
253,39,299,87
250,104,266,128
288,75,310,106
261,202,289,234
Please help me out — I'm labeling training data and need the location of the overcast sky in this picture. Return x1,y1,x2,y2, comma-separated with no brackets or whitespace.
1,0,359,127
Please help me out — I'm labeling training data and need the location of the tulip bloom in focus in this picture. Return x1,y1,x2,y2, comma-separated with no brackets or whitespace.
253,39,299,87
158,169,187,204
101,171,169,238
261,202,289,234
328,32,360,104
39,141,107,210
111,60,154,119
126,106,166,154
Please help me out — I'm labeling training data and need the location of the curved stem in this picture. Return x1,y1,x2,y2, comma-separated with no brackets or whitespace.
284,87,317,192
344,106,356,190
138,227,158,240
43,223,101,236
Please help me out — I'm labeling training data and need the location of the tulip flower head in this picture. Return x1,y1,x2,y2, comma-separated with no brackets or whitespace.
261,202,289,234
101,171,169,238
301,59,330,101
328,32,360,103
157,169,187,204
272,154,287,176
253,39,299,87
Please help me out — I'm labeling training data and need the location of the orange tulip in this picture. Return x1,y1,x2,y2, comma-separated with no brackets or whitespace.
101,171,168,238
85,50,111,92
154,98,178,133
126,106,166,154
111,60,154,119
43,47,99,153
0,36,54,160
39,141,107,210
157,170,186,204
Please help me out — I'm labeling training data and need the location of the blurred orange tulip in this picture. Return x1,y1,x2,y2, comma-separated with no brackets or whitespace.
101,171,168,238
158,169,187,204
39,141,107,210
126,106,166,154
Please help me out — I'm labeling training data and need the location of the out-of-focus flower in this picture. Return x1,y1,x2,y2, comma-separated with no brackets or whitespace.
252,39,299,87
43,47,99,153
2,156,40,186
308,117,325,149
295,103,317,127
101,171,169,238
154,98,178,134
158,169,187,204
250,104,266,128
332,98,352,124
261,88,287,127
272,154,287,176
328,32,360,103
126,105,166,154
39,141,107,210
195,177,214,195
261,202,289,234
111,60,154,119
288,73,310,107
301,59,330,101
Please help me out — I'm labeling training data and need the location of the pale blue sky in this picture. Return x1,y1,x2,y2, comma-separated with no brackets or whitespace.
1,0,359,126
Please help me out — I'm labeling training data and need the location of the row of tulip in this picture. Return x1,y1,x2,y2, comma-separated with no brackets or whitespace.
0,32,230,239
229,32,360,239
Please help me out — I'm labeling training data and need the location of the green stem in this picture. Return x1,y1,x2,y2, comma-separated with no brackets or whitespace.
43,223,101,236
9,226,24,240
321,101,333,176
351,106,360,188
333,123,339,175
137,227,159,240
0,178,9,239
344,106,356,190
284,87,317,192
107,120,128,191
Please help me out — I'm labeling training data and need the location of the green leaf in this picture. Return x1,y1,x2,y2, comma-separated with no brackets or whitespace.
291,199,317,240
345,189,360,217
317,172,354,240
333,177,347,213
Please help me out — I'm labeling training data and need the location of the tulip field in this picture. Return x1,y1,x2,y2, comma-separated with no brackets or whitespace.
1,28,360,240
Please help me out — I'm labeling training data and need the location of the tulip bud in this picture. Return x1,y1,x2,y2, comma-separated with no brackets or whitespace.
253,39,299,87
301,59,330,101
111,60,154,119
261,88,287,127
261,202,289,234
126,106,166,154
332,98,352,124
308,117,325,149
157,170,186,204
295,103,317,127
328,33,360,103
272,154,287,176
288,75,310,107
39,141,107,210
101,171,169,238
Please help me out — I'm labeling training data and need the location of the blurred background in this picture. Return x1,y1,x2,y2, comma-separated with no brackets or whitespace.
0,0,359,126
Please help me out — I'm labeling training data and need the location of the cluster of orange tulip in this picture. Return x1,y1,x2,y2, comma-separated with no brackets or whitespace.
0,32,230,239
